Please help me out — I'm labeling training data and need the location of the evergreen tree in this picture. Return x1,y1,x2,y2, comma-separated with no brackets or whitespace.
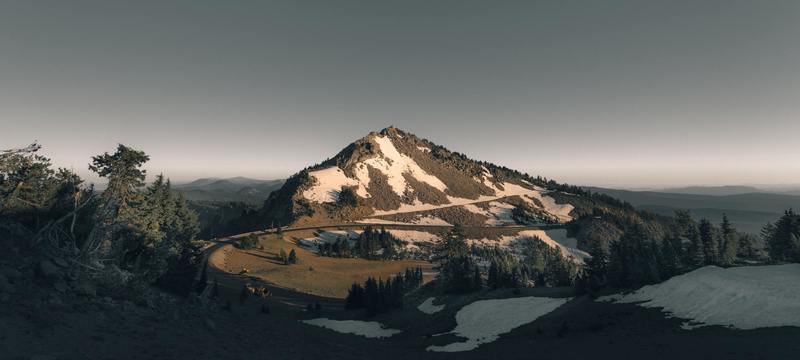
288,249,299,264
698,219,718,265
658,237,681,278
763,210,800,262
607,223,661,288
89,144,149,218
433,225,481,293
719,214,739,265
487,261,500,289
364,277,379,317
583,239,607,296
686,223,705,267
345,282,365,309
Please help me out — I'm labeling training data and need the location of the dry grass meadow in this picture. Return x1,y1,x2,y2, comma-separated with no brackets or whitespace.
221,229,434,298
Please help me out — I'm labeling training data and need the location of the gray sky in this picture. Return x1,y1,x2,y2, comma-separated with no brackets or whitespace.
1,0,798,188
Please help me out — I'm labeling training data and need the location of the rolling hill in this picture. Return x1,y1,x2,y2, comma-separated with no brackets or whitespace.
174,177,284,204
586,187,800,234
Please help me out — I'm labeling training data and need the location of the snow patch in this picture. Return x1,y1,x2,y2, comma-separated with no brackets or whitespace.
517,229,588,263
418,297,445,314
523,192,574,222
301,318,401,338
485,201,516,226
355,218,409,225
303,167,367,203
427,296,570,352
598,264,800,330
413,216,452,226
386,230,440,243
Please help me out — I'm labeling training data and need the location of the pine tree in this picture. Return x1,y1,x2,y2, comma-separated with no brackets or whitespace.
658,237,681,278
686,223,705,268
487,261,499,289
345,283,365,309
765,210,800,262
288,249,298,264
698,219,718,265
473,266,482,290
433,225,480,293
719,214,739,265
583,240,607,296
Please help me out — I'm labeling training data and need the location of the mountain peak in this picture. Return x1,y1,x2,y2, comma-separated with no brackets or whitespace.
378,126,403,137
261,127,583,227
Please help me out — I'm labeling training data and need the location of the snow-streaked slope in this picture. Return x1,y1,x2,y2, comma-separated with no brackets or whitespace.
301,318,401,338
303,135,446,202
373,183,573,222
598,264,800,329
418,297,445,314
300,133,574,223
427,296,571,352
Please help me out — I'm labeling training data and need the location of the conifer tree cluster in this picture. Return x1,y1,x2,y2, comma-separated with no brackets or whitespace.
519,237,576,287
762,209,800,262
1,143,200,293
344,267,423,316
318,226,403,260
278,248,299,265
581,210,763,291
239,234,260,250
433,225,482,293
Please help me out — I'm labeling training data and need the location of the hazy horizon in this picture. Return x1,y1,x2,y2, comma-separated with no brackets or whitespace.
2,1,798,188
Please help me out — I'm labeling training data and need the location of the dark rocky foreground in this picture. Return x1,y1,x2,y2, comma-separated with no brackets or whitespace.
2,278,799,360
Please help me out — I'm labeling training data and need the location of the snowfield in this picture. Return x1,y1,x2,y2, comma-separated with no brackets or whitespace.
427,296,571,352
598,264,800,330
418,297,445,314
301,318,401,338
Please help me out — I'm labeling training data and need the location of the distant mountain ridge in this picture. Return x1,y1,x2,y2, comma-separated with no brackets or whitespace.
656,185,765,196
174,177,284,204
586,186,800,234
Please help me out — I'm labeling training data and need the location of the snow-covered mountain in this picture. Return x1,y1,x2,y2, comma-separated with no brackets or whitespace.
261,127,586,227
